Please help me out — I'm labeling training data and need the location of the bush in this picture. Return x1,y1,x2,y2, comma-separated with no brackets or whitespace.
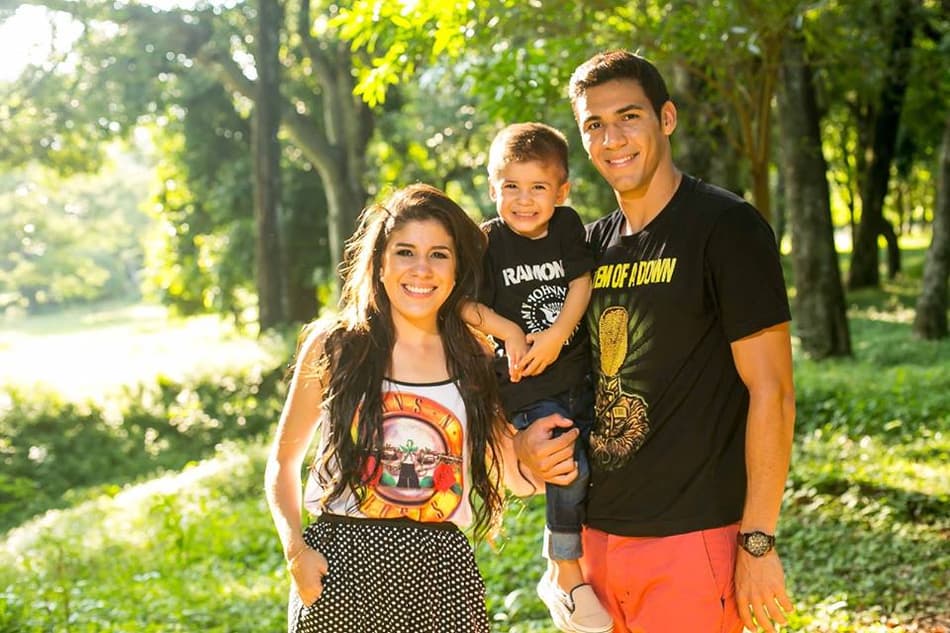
0,363,286,532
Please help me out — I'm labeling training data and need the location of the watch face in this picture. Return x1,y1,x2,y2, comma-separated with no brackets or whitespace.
744,531,774,557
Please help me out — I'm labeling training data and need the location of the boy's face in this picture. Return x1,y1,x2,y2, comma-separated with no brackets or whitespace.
489,160,570,240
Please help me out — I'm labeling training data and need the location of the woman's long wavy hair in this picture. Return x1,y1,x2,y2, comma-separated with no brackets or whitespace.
306,183,506,540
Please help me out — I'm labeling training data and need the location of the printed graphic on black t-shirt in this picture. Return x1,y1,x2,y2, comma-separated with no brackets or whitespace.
498,259,579,344
523,284,569,338
479,206,594,413
588,244,682,469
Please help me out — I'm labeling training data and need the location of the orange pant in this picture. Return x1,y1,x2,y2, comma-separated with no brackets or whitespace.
581,524,743,633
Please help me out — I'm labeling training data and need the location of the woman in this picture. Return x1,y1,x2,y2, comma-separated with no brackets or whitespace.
265,184,527,632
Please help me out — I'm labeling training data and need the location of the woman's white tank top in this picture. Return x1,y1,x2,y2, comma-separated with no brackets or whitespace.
303,378,474,528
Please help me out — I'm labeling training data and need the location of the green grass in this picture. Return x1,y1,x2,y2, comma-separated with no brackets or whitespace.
1,283,948,632
0,300,284,403
0,441,286,633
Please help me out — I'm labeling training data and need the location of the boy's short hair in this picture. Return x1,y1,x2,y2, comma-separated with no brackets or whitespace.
487,122,569,183
569,50,671,119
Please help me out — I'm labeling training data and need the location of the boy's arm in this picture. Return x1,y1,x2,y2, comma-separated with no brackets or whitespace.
519,273,592,377
462,301,529,379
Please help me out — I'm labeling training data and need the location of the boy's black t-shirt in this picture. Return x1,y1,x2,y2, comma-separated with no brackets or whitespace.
584,174,791,537
479,206,595,415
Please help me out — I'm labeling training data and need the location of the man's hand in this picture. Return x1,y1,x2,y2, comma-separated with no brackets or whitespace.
288,546,330,607
512,413,578,485
735,550,793,632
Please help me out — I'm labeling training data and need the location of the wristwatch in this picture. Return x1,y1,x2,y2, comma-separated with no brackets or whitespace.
737,530,776,557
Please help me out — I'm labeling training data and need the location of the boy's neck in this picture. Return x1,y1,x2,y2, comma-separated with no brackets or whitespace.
506,222,551,240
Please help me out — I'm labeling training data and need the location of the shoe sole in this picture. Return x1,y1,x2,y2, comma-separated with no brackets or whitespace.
536,578,614,633
536,577,576,633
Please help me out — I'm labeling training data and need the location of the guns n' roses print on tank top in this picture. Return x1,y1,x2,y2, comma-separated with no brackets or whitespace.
304,378,474,528
358,389,465,522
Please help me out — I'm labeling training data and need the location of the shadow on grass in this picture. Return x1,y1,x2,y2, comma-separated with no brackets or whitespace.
791,476,949,525
783,500,950,627
0,446,289,633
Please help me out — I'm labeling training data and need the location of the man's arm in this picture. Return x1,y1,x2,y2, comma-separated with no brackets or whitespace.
731,321,796,633
521,273,592,376
495,422,545,497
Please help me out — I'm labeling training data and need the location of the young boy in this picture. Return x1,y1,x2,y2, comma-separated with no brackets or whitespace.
463,122,613,633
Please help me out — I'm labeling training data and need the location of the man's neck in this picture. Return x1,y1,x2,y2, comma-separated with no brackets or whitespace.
618,167,683,235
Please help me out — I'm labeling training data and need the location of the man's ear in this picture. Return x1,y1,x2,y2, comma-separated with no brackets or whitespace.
556,181,571,204
661,100,678,136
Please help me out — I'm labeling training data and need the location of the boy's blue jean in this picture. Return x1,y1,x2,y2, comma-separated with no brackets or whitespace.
510,381,593,561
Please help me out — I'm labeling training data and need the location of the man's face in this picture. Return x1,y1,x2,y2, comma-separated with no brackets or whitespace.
574,78,676,201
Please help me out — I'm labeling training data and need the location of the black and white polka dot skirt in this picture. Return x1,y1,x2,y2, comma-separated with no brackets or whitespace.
288,514,490,633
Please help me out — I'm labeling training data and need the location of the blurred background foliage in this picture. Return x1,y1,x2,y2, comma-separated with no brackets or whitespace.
0,0,945,337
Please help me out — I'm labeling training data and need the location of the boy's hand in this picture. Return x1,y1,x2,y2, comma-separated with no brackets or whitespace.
520,329,563,376
504,331,529,382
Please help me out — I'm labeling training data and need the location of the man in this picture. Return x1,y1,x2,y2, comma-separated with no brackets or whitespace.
515,50,796,633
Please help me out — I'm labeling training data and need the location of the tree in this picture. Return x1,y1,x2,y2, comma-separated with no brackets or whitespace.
667,65,745,197
0,158,151,312
336,0,804,224
253,0,285,329
847,0,917,288
776,26,851,357
913,111,950,339
3,0,374,326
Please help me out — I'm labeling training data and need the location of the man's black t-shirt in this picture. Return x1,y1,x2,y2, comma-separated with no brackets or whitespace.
584,174,790,537
479,206,595,415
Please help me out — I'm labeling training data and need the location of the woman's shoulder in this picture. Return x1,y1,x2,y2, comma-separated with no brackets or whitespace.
294,316,346,377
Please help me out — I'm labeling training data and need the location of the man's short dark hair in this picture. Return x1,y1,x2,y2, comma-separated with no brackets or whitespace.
569,50,671,119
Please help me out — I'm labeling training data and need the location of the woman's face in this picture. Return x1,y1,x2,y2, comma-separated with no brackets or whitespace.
379,218,456,330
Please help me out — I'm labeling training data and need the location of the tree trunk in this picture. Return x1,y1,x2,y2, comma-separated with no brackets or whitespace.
670,65,744,197
848,0,915,289
777,28,851,358
252,0,285,330
774,167,787,248
286,30,373,286
913,112,950,339
283,174,330,324
882,218,902,278
283,194,322,323
750,161,772,225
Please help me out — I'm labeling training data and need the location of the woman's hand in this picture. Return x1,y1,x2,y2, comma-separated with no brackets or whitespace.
504,331,529,382
287,545,330,607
